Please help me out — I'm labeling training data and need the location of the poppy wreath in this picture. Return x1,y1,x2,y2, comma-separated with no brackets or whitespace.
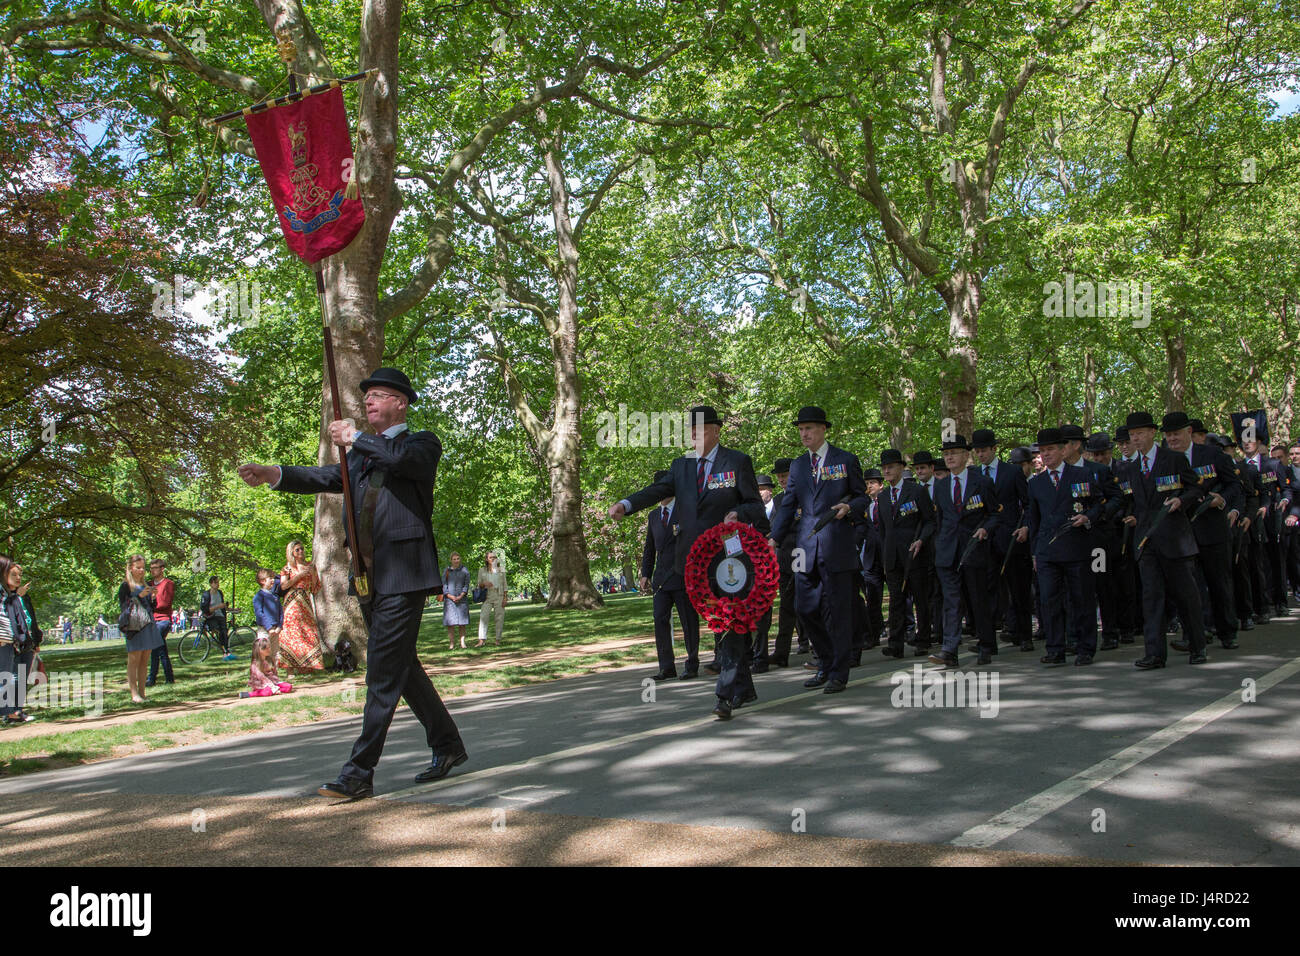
684,521,780,634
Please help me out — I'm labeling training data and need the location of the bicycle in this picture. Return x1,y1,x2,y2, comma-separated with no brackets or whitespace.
174,610,256,664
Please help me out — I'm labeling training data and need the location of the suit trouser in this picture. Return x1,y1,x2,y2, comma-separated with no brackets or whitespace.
1232,534,1255,624
148,621,175,682
1139,552,1206,660
341,589,463,783
1264,526,1287,607
794,559,856,683
1247,536,1270,615
850,577,868,653
1193,540,1237,642
1285,524,1300,594
716,630,755,702
926,564,942,645
997,549,1033,641
886,559,932,653
1094,538,1120,642
752,606,773,664
863,572,884,646
938,563,994,655
1037,559,1095,656
652,586,699,672
775,572,799,658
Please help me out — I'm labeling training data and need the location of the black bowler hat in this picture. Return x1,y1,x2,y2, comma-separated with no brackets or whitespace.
1037,427,1065,446
934,461,950,474
1060,424,1086,442
1008,446,1032,464
654,469,670,482
688,405,723,427
1114,425,1130,442
1126,411,1156,430
1160,411,1191,432
360,367,418,404
912,450,936,465
941,435,969,450
971,428,997,448
792,405,832,427
773,457,793,474
880,449,904,466
756,473,774,488
1086,432,1113,452
1209,433,1233,449
863,467,883,481
1189,418,1207,434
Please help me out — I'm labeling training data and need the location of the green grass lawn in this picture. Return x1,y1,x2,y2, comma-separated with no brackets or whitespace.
0,591,672,774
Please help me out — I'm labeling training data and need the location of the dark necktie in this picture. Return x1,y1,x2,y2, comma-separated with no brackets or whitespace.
697,457,708,493
983,465,990,478
811,453,821,483
891,485,899,505
954,475,962,506
661,506,669,527
1051,469,1060,488
1141,454,1151,477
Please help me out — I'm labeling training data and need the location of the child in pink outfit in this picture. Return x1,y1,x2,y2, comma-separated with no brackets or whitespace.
248,636,293,697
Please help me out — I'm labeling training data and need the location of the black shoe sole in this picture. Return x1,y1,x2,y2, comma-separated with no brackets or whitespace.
413,751,468,784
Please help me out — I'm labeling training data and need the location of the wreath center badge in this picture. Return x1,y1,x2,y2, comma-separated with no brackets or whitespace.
684,522,779,634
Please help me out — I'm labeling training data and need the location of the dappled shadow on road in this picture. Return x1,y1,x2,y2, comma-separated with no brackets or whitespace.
0,792,1119,866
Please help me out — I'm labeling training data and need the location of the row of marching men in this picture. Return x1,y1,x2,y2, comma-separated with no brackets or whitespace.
610,405,1298,719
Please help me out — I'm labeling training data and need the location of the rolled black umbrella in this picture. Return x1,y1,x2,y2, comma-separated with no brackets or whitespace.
956,533,984,570
808,495,853,536
1134,499,1176,560
999,516,1027,577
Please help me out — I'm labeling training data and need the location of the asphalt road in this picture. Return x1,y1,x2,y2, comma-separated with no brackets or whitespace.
3,613,1298,865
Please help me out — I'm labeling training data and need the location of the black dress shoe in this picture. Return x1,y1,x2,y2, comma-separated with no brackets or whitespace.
1254,613,1270,625
803,672,829,688
318,778,374,799
1240,618,1255,631
144,680,156,688
1074,655,1093,667
1220,639,1240,649
1040,653,1067,666
1019,640,1035,652
414,749,469,783
679,668,699,680
1119,633,1136,644
651,669,677,682
976,651,993,665
751,661,769,674
1170,639,1190,653
880,646,904,659
712,698,733,720
1189,652,1209,665
1100,638,1120,650
823,679,848,694
1134,656,1166,670
912,645,931,657
863,639,880,650
704,661,722,674
730,689,758,708
770,658,789,668
928,652,958,667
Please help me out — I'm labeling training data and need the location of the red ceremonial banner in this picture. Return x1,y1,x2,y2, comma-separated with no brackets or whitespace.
244,85,365,264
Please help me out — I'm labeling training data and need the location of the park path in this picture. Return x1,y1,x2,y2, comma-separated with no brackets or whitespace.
3,633,654,741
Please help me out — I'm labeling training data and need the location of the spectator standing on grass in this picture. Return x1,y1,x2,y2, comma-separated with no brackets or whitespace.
201,576,235,660
145,558,176,687
118,555,163,704
279,540,326,672
0,555,41,724
476,551,507,647
253,568,284,665
443,552,470,649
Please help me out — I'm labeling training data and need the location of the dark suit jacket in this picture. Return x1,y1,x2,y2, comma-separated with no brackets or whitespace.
1187,442,1246,547
3,592,41,648
858,498,885,584
1027,463,1107,562
276,428,443,595
877,478,936,573
640,502,683,590
933,467,1002,568
769,445,869,573
624,445,768,576
978,459,1028,551
253,585,284,630
770,491,799,574
1126,446,1206,559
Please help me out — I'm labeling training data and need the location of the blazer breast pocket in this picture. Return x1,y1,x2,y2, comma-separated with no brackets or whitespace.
389,523,425,542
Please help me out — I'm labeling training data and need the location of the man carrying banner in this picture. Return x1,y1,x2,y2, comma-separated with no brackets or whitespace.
239,368,467,798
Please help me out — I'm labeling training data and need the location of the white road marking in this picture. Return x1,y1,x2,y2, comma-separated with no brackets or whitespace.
950,655,1300,848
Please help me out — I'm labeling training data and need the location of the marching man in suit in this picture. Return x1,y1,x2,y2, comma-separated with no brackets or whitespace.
930,436,1002,666
971,428,1031,650
239,367,467,799
611,406,768,719
769,406,869,695
639,470,699,681
1123,411,1210,668
1026,427,1106,666
877,448,937,659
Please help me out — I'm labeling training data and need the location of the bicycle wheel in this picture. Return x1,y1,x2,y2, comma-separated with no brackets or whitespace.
228,626,257,651
176,628,210,664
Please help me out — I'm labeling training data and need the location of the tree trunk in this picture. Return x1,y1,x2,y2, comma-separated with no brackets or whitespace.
939,269,980,440
1083,350,1096,431
1164,327,1188,411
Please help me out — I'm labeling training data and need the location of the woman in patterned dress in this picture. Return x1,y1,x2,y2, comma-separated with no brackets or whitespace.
278,540,326,673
